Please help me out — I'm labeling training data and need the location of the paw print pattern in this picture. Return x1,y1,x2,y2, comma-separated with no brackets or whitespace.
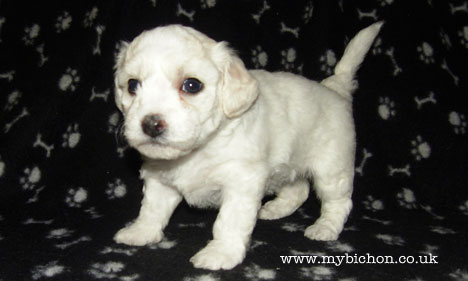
378,97,396,120
200,0,217,9
22,24,40,45
396,188,418,209
411,135,431,161
62,123,81,148
108,112,121,134
65,187,88,207
55,11,72,33
244,264,276,280
458,26,468,49
281,222,304,232
251,45,268,68
106,178,127,199
319,49,337,75
19,166,41,190
83,7,98,28
459,200,468,215
417,42,435,64
379,0,394,7
46,228,74,239
59,67,80,92
5,90,22,111
88,262,139,280
281,48,303,72
372,37,383,55
449,111,466,135
363,195,384,212
31,261,66,280
375,234,405,246
303,1,314,23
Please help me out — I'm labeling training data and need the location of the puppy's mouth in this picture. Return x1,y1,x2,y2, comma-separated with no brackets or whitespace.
136,140,181,151
130,137,197,159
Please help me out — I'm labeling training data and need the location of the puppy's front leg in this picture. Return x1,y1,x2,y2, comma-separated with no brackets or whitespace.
190,178,264,270
114,178,182,246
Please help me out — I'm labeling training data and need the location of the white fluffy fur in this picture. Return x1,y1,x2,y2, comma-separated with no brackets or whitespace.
113,23,382,270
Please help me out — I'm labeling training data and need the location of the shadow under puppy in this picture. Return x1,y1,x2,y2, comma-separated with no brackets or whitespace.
113,22,382,270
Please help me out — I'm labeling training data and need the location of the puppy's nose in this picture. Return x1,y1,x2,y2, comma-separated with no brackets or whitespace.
141,114,166,138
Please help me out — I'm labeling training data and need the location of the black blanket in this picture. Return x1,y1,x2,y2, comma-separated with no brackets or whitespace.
1,0,467,280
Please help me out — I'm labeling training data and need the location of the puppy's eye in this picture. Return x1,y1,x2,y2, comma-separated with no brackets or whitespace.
181,78,203,94
127,79,141,95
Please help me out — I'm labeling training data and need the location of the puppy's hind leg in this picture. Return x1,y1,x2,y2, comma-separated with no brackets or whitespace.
304,171,353,241
258,179,310,220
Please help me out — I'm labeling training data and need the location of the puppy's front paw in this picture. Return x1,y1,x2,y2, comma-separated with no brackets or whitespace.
304,222,339,241
114,223,163,246
190,240,245,270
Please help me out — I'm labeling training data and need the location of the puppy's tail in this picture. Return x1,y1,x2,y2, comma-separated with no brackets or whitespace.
321,22,383,99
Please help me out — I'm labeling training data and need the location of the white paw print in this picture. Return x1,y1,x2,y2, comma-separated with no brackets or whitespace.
244,264,276,280
19,166,41,190
148,237,178,250
281,47,302,72
46,228,74,239
417,42,435,64
300,266,335,280
22,24,40,45
379,0,394,6
396,188,418,209
449,269,468,281
65,187,88,207
458,26,468,49
375,234,405,246
5,90,22,111
62,123,81,148
363,195,384,212
108,112,121,133
281,222,305,232
372,37,383,55
83,7,98,28
319,49,337,75
303,2,314,23
251,45,268,68
88,262,126,279
378,96,396,120
55,11,72,33
31,261,66,280
200,0,217,9
106,178,127,199
59,67,80,92
459,200,468,215
411,135,431,161
448,111,466,135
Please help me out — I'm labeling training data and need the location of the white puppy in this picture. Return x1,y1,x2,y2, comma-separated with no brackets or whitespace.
113,22,382,270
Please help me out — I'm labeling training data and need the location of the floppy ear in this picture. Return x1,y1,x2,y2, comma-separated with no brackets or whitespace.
114,41,129,71
114,41,129,113
213,43,258,118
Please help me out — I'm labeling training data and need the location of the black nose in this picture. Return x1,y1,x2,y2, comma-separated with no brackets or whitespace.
141,114,166,138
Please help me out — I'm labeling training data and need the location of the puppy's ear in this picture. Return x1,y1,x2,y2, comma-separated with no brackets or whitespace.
114,41,129,113
213,42,258,118
114,41,129,71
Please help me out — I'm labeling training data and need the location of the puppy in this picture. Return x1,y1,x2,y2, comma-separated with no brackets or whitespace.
113,22,382,270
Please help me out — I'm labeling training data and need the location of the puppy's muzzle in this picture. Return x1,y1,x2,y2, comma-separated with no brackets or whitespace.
141,114,166,138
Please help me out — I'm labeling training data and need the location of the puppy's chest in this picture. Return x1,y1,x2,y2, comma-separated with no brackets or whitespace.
157,162,223,208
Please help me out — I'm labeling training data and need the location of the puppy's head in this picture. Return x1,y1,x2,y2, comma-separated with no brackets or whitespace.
114,25,258,160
